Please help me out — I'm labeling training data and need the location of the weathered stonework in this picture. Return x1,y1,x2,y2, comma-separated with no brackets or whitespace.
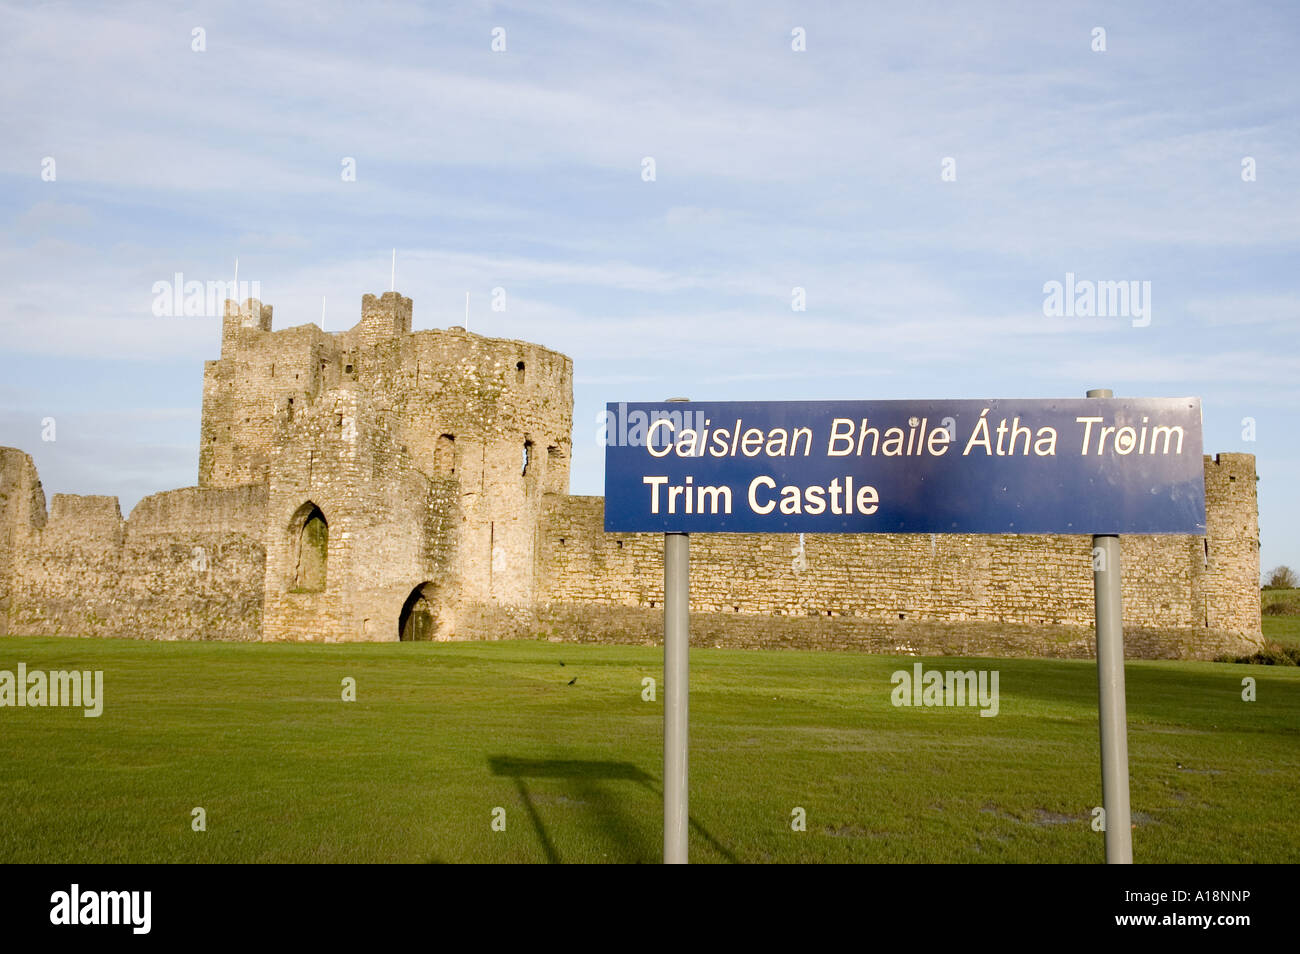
0,292,1263,658
532,453,1262,659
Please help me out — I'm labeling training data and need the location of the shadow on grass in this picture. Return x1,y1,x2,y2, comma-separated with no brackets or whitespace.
487,755,739,864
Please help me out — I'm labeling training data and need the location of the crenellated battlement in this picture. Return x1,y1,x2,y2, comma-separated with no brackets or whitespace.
221,298,274,354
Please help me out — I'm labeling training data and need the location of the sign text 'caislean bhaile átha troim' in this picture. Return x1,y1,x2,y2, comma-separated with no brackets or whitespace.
602,398,1205,535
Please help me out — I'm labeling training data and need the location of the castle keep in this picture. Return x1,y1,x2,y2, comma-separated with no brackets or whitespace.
0,294,1263,659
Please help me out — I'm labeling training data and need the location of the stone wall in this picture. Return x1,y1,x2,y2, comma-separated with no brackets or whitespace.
0,289,1264,658
522,605,1254,661
0,449,267,641
532,454,1262,659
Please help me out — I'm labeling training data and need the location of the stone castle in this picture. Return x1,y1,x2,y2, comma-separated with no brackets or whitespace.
0,293,1264,658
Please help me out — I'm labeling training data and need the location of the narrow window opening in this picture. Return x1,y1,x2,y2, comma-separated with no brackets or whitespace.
522,440,533,476
435,434,456,476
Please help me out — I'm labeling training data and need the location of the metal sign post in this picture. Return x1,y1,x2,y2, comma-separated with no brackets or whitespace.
602,394,1202,865
663,530,689,864
1088,388,1133,864
663,398,690,864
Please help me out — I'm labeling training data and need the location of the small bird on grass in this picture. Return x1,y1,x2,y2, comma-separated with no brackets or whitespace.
567,677,577,686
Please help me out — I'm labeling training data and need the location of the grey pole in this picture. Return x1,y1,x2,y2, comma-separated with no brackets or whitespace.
663,398,690,864
1088,388,1133,864
664,531,689,863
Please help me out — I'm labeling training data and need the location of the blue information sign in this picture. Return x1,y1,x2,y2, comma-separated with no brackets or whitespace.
602,398,1206,534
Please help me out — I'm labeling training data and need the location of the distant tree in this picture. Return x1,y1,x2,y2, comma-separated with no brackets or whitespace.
1264,565,1298,589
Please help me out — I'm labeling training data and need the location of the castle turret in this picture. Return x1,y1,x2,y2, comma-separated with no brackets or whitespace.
1198,453,1261,635
221,298,273,355
0,448,47,637
358,292,412,346
203,297,335,488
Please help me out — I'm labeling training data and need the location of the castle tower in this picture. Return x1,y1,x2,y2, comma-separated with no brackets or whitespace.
196,290,573,642
1196,453,1261,634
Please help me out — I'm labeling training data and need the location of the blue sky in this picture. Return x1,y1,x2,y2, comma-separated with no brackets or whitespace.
1,0,1297,575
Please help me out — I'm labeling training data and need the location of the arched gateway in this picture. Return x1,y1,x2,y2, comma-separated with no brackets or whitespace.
398,583,439,642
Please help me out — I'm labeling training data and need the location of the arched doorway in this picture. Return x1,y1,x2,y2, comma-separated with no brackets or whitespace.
398,583,439,642
289,501,328,592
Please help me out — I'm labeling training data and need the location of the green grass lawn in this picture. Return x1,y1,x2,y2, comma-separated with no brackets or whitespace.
1263,588,1300,649
1262,615,1300,648
0,636,1296,864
